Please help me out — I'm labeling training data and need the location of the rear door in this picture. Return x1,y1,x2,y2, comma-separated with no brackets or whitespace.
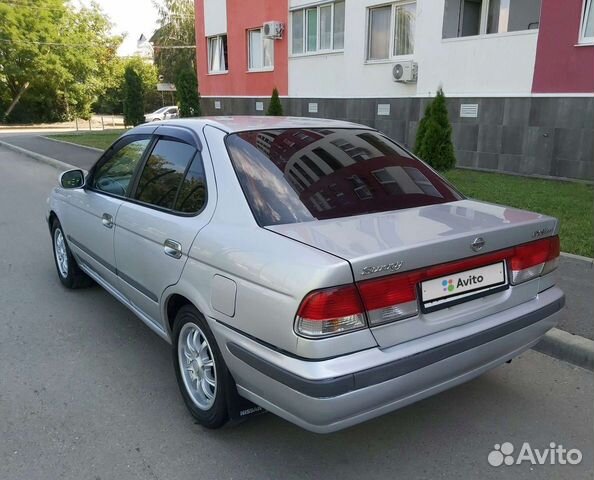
63,134,152,287
113,127,215,327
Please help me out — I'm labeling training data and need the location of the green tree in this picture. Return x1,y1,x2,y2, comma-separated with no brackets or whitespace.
123,66,145,126
0,0,121,123
96,57,160,115
415,88,456,171
267,87,283,116
175,65,201,117
151,0,195,82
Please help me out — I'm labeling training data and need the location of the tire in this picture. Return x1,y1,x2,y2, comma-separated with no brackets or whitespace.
51,219,93,289
173,305,229,429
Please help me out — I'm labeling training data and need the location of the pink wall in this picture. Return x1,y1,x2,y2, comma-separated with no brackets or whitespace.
532,0,594,93
195,0,288,97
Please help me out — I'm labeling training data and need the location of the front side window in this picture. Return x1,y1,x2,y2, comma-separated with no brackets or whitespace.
581,0,594,43
291,1,345,54
92,137,150,197
133,139,201,211
367,2,416,61
208,35,228,73
226,128,462,226
248,28,274,70
442,0,541,39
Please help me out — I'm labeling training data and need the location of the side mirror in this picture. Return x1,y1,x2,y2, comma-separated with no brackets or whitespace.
60,169,85,189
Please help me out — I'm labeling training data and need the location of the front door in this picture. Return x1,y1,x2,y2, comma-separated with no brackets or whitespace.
63,135,152,287
113,135,212,327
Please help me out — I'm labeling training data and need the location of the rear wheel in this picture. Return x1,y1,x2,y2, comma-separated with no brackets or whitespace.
173,305,229,429
51,219,93,289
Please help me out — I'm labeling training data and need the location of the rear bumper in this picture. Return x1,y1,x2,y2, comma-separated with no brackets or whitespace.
212,287,564,433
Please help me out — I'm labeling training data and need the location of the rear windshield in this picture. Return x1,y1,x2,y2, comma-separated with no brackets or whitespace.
225,128,462,226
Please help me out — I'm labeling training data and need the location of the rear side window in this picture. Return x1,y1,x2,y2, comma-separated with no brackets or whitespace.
133,139,207,213
225,128,462,226
175,157,207,213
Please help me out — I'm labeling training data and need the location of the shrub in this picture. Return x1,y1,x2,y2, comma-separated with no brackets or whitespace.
414,101,432,155
415,88,456,172
267,87,283,116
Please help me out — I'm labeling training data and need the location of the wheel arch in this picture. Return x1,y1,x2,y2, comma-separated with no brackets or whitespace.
165,293,199,337
48,210,58,231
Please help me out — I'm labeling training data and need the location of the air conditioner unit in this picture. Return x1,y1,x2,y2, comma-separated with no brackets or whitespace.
392,61,418,83
263,21,284,39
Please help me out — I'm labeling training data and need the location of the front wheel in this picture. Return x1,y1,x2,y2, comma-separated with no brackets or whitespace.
173,305,229,429
51,219,93,289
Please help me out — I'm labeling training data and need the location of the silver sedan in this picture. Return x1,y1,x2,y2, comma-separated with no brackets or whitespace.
47,117,564,433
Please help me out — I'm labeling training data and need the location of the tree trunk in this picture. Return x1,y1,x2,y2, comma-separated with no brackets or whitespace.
3,82,30,121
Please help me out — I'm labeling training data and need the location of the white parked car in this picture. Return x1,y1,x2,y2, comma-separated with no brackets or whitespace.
144,106,179,122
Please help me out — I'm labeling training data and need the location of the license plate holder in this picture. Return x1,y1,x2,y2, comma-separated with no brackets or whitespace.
420,261,508,313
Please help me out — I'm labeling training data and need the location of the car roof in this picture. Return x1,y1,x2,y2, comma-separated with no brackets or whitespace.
140,116,373,134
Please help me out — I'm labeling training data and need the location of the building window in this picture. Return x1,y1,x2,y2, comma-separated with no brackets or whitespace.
207,35,228,73
367,2,416,61
248,28,274,70
291,1,345,55
581,0,594,43
442,0,542,39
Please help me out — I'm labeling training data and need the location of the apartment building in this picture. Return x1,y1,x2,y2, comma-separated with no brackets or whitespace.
194,0,594,180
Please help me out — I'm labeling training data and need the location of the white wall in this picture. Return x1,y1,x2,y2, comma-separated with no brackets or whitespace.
204,0,227,36
288,0,538,97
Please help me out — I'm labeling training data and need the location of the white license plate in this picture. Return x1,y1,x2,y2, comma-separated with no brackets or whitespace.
420,261,508,312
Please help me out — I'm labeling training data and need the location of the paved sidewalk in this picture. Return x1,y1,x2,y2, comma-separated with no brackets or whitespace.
0,133,100,170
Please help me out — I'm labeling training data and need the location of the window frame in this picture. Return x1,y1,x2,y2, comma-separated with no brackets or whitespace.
207,34,228,74
290,1,345,57
366,1,416,63
442,0,542,40
579,0,594,44
247,27,275,72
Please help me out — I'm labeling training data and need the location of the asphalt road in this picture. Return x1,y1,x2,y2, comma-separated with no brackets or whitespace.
0,148,592,480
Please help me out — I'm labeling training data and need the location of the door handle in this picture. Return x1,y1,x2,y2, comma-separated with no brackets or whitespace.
163,239,182,259
101,213,113,228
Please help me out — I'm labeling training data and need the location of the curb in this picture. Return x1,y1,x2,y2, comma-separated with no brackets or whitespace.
533,328,594,371
560,252,594,264
0,140,76,171
43,135,103,153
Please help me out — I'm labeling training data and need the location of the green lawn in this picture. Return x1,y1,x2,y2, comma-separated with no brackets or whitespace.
49,130,126,150
445,169,593,257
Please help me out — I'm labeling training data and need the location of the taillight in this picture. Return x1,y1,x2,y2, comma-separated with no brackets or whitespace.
295,235,560,338
358,271,422,325
510,236,560,284
295,285,367,337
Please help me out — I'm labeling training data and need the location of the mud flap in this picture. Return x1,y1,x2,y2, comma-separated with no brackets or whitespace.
225,374,266,425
